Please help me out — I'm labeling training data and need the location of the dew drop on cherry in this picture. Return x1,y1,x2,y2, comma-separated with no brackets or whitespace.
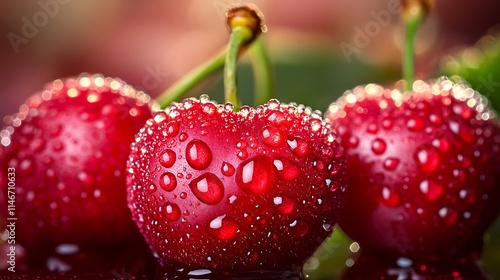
366,123,378,134
19,158,34,175
164,202,181,221
165,122,180,137
419,180,443,201
432,137,450,153
186,140,213,170
179,132,188,142
347,136,359,148
383,158,400,171
236,155,275,194
260,126,285,147
189,173,224,205
221,162,235,176
380,187,401,207
371,138,387,154
159,149,176,168
273,158,301,181
274,195,295,215
449,120,474,144
407,117,424,131
77,171,94,187
414,145,440,173
160,172,177,192
287,137,310,157
207,215,239,240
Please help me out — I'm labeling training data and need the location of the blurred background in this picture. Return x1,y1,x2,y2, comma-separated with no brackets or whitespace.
1,0,500,279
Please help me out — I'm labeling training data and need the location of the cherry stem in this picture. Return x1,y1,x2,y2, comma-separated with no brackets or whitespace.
225,5,265,111
401,0,433,92
248,37,275,106
157,5,265,110
157,49,225,109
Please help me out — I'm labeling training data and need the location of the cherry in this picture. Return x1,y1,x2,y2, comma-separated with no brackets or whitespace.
325,0,500,265
127,97,346,274
326,74,500,261
126,4,347,276
0,74,157,272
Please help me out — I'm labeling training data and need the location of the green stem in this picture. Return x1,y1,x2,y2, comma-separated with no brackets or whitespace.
248,38,274,106
157,49,226,109
403,14,422,92
224,26,253,111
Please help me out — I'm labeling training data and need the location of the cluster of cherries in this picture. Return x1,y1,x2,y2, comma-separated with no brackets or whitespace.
1,2,500,280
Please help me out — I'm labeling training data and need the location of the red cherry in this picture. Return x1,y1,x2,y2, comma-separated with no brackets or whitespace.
127,96,347,273
326,78,500,261
0,74,157,267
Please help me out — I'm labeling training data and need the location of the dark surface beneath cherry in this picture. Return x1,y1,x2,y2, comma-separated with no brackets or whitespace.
340,251,489,280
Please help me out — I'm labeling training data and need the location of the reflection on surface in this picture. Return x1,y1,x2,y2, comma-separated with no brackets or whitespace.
340,251,489,280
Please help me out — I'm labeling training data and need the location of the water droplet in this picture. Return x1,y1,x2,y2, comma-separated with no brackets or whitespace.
148,184,157,193
382,117,394,129
221,162,235,176
237,150,248,160
77,171,94,187
179,132,188,142
50,124,62,137
160,172,177,192
419,180,443,200
208,215,238,240
180,192,188,199
275,196,294,215
287,137,310,157
449,120,474,144
159,149,176,168
371,138,387,154
273,158,301,181
414,145,440,172
164,202,181,221
310,119,322,132
189,173,224,205
383,158,400,170
366,123,378,134
52,141,64,152
429,114,442,125
260,126,285,147
407,117,424,131
165,122,180,137
186,140,213,170
380,187,401,207
347,136,359,148
236,156,275,194
289,220,309,237
154,112,167,123
438,207,458,226
19,159,34,175
30,138,45,152
432,137,450,153
46,169,57,181
459,189,476,204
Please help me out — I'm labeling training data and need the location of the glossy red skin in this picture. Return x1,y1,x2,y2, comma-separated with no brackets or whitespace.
326,78,500,261
340,251,489,280
0,74,156,253
127,97,346,272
